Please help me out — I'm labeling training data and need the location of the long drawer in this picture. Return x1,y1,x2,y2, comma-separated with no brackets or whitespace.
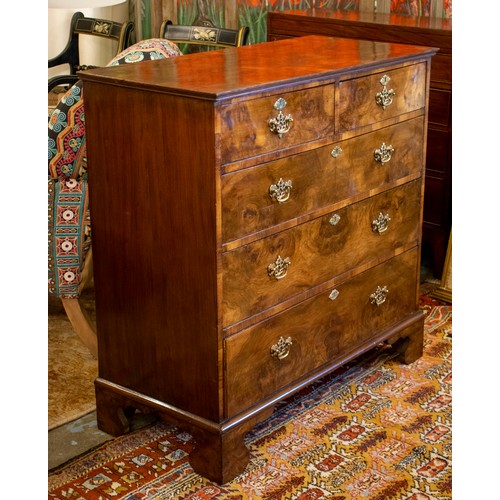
225,247,419,416
219,84,335,165
222,117,423,242
337,63,426,133
222,180,421,327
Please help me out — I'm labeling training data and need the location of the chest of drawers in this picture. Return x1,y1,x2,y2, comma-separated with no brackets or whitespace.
267,9,452,278
81,35,436,484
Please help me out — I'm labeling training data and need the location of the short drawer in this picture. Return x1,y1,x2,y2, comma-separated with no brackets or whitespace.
219,84,335,165
222,180,421,327
225,247,419,416
337,63,426,133
222,117,424,242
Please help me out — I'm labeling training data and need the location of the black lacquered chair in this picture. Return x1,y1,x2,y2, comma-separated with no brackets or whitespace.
159,19,249,53
48,11,135,92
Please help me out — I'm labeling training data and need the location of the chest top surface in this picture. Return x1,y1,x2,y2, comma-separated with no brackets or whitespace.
80,35,437,100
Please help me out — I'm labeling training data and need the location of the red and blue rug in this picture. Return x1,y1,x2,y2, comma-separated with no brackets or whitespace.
49,296,451,499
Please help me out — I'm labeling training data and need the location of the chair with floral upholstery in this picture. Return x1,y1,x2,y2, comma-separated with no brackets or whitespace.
48,39,183,357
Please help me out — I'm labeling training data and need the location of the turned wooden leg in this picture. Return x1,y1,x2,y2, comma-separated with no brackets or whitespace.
61,297,98,358
78,246,94,292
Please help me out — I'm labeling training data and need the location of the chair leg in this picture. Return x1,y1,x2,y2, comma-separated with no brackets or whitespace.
79,246,94,292
61,297,98,358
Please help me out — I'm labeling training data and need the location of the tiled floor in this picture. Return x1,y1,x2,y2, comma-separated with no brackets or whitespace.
48,411,111,470
48,410,159,471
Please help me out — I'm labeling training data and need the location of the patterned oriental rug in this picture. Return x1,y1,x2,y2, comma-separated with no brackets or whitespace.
48,297,451,499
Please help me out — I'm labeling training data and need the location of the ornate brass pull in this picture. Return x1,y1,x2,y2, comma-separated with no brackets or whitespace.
370,285,389,306
372,212,391,234
374,143,395,164
268,255,291,280
271,336,293,360
375,74,395,110
269,178,293,203
268,97,293,138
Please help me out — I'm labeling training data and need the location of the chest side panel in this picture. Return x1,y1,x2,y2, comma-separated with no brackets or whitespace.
84,83,221,420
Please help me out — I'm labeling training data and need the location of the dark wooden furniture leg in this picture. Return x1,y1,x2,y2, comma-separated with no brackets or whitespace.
95,378,274,482
388,314,425,364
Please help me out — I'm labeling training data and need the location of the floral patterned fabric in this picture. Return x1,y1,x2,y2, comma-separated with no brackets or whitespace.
48,39,182,298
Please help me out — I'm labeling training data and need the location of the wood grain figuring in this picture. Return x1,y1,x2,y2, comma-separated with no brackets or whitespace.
222,180,421,327
219,85,335,164
268,11,451,278
80,36,435,483
337,63,426,133
225,247,419,416
222,116,424,243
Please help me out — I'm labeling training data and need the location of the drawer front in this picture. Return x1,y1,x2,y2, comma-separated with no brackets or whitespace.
222,117,423,242
219,85,335,165
222,180,421,327
337,63,426,133
225,247,419,416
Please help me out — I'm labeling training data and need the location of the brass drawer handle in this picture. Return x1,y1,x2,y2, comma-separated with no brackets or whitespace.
370,285,388,306
271,336,293,360
375,74,395,110
374,143,395,164
268,255,291,280
268,97,293,138
269,178,293,203
372,212,391,234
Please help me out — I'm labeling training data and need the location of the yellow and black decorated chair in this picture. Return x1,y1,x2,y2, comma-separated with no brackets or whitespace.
48,11,135,92
159,20,249,53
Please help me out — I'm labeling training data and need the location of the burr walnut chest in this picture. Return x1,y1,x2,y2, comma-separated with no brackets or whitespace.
267,9,452,278
80,35,437,483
